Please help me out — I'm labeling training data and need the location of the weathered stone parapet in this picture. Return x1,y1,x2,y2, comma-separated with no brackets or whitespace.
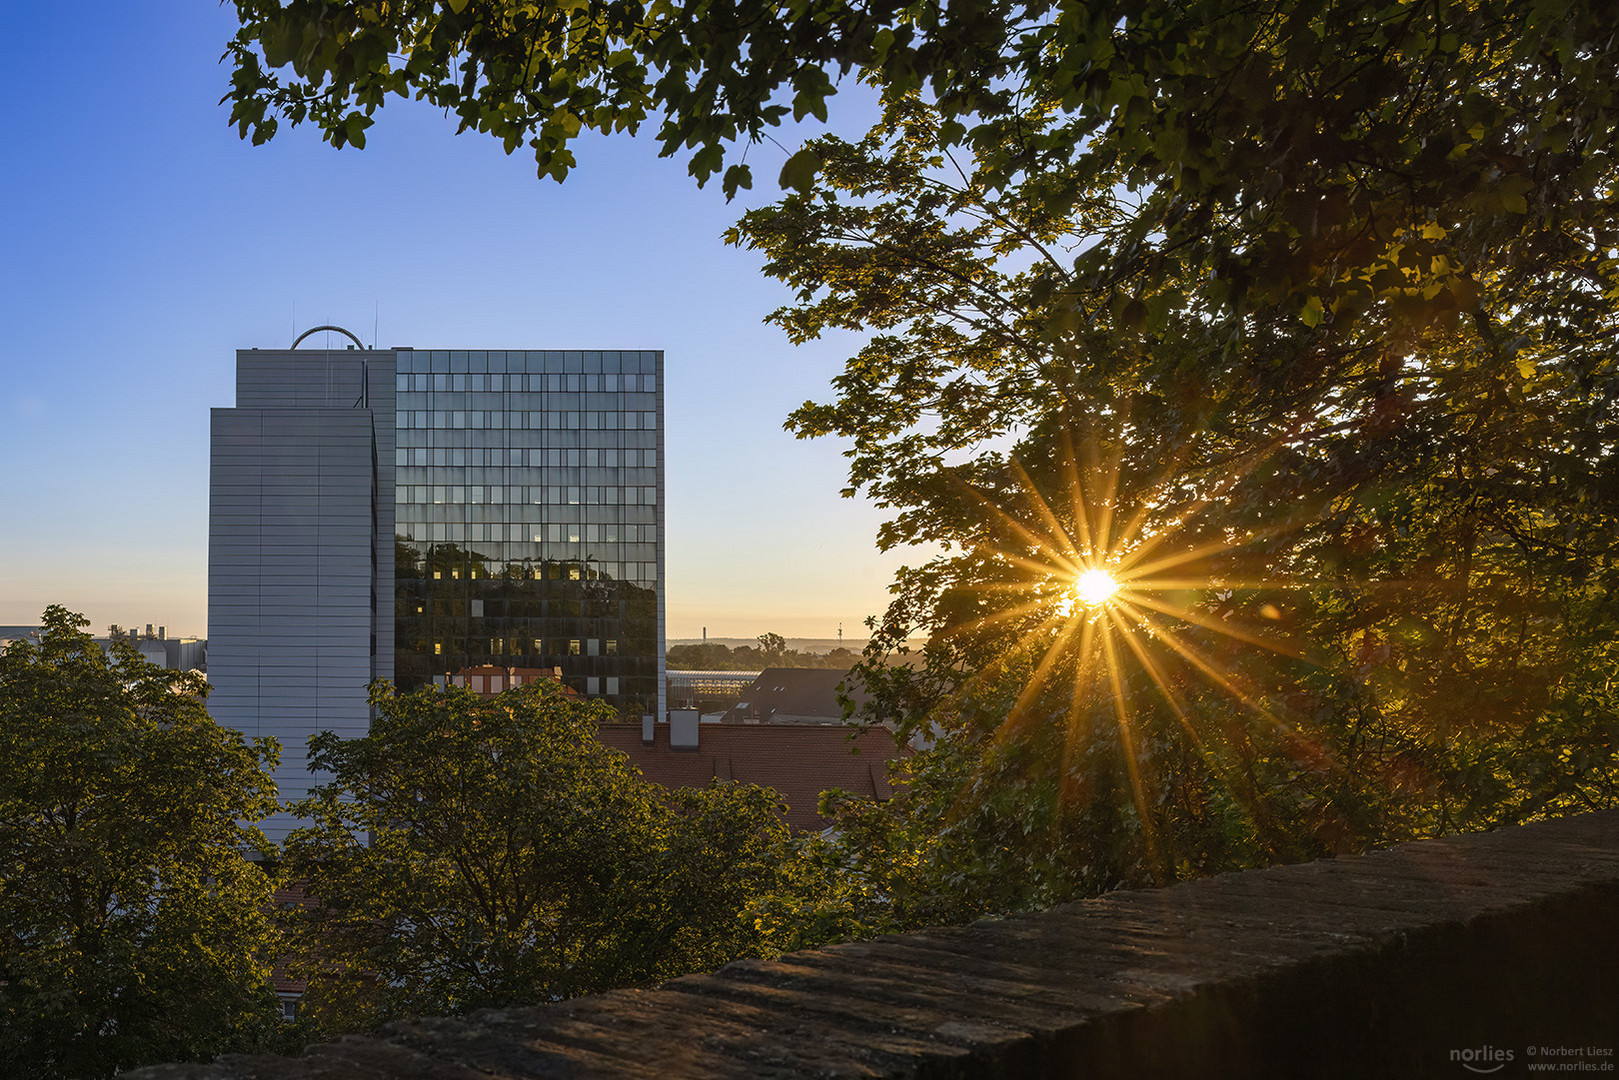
132,811,1619,1079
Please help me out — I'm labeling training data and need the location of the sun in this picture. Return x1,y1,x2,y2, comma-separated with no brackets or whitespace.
1072,568,1119,607
932,423,1322,878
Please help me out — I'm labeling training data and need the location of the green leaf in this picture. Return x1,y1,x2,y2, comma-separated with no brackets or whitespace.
344,113,369,149
722,163,754,199
779,148,821,194
872,28,896,64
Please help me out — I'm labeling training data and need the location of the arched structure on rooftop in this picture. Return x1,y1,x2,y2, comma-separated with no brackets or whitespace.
291,324,366,350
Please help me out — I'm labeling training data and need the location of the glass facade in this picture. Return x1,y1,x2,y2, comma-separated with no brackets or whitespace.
391,349,664,715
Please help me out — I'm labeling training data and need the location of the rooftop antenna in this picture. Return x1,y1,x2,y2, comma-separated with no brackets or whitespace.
373,303,379,350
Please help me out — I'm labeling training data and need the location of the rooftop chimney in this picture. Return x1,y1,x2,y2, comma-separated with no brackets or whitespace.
670,710,699,751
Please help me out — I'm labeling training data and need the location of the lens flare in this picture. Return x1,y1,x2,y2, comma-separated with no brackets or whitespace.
933,423,1325,881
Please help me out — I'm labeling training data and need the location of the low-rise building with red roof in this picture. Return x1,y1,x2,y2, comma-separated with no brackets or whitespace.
596,721,906,831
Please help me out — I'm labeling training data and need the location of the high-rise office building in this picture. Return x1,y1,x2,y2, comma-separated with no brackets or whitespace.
209,337,665,839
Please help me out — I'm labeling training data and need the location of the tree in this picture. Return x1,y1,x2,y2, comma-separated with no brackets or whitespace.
723,85,1619,913
223,0,1619,229
223,0,1030,196
227,0,1619,911
0,607,283,1080
723,68,1610,886
666,639,856,670
279,680,804,1035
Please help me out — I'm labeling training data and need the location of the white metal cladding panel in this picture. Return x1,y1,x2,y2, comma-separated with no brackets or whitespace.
236,351,367,409
208,405,379,843
209,408,266,741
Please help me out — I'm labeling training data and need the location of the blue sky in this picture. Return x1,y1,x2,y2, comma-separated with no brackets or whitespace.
0,3,927,641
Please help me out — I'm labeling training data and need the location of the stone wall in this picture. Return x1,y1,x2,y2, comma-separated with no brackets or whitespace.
132,811,1619,1079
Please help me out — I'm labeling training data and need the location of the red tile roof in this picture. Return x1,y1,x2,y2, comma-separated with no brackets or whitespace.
597,722,909,830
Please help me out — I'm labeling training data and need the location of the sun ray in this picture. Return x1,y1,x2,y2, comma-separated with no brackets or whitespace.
961,579,1058,595
931,603,1084,740
937,595,1066,640
1099,611,1163,880
1057,427,1099,560
1104,435,1294,575
1122,591,1306,659
1090,440,1124,561
960,481,1084,579
1113,520,1298,580
1101,418,1211,558
987,548,1085,584
922,419,1348,873
1106,605,1203,751
1009,455,1082,565
1058,615,1102,805
1113,600,1309,743
994,611,1090,745
1104,607,1267,831
1127,577,1324,591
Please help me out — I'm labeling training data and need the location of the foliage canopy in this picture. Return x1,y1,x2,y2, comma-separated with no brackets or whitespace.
228,0,1619,921
0,608,283,1080
279,681,805,1033
723,16,1619,912
667,634,858,671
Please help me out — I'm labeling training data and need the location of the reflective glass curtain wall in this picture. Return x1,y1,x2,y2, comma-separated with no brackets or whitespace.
392,350,665,718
